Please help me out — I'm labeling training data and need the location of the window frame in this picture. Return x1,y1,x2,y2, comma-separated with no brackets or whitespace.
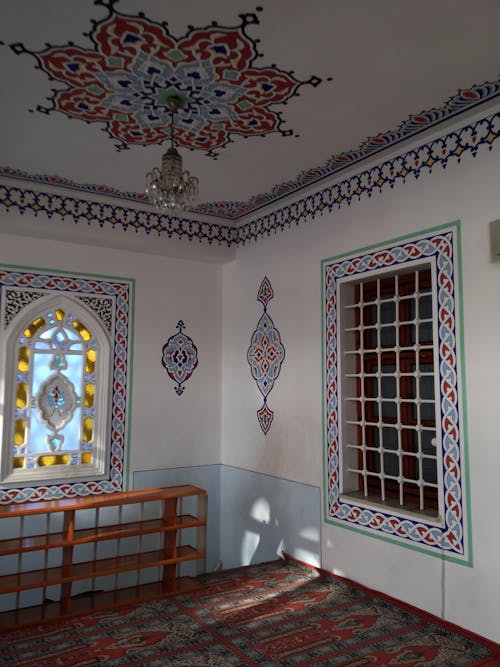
0,266,133,504
322,224,471,564
1,294,112,487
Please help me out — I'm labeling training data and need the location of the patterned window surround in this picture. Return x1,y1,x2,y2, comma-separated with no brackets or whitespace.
0,111,499,245
0,265,134,504
322,223,471,564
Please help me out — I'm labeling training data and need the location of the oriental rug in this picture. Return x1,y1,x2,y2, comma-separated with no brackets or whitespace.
0,558,498,666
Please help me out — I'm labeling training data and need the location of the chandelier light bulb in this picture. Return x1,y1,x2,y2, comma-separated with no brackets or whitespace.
145,95,198,212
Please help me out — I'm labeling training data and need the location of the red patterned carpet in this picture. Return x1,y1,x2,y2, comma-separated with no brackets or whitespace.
0,558,498,666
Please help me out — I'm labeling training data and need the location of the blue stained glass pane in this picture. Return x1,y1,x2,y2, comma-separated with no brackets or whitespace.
29,411,49,453
65,326,81,341
40,327,58,340
65,355,83,390
32,353,53,395
55,331,65,342
59,407,81,450
34,340,51,350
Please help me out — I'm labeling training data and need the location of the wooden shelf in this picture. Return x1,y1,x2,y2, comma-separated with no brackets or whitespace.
0,514,205,556
0,577,201,632
0,485,207,631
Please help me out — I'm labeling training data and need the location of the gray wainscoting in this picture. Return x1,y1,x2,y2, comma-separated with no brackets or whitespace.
134,465,321,573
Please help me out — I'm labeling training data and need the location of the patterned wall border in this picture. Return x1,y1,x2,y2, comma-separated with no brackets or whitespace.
0,264,134,504
1,111,499,245
321,223,472,564
237,112,500,243
1,80,499,219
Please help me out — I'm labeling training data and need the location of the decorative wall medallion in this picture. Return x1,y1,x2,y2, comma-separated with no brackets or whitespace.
322,223,471,564
10,1,322,155
247,277,285,434
161,320,199,395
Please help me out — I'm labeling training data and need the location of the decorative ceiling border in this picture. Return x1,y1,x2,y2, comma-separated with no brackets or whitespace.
235,110,500,244
1,80,499,221
1,111,499,246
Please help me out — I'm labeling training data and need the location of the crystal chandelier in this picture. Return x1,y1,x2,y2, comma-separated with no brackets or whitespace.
145,95,198,212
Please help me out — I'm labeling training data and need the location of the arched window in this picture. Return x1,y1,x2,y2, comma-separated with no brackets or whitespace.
1,295,111,486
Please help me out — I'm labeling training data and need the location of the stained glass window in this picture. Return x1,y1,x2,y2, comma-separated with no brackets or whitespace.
3,296,111,486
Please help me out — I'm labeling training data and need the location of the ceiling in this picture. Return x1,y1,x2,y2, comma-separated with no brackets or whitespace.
1,0,500,224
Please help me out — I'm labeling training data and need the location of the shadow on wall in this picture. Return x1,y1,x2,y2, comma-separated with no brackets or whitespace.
134,464,322,572
221,468,321,570
242,495,321,567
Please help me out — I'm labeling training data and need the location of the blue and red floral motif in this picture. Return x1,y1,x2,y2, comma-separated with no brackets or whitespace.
162,320,199,395
247,277,285,434
11,2,320,154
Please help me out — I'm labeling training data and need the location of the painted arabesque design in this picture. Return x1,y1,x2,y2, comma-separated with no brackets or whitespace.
247,277,285,434
322,225,470,563
10,0,321,156
161,320,199,395
1,111,499,241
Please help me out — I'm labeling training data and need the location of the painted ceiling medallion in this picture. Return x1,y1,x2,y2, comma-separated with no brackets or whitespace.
247,277,285,434
10,0,322,155
161,320,199,395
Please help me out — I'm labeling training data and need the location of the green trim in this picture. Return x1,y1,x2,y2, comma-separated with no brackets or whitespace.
0,261,133,284
320,221,460,267
124,279,136,491
454,223,474,566
324,516,472,567
320,220,473,566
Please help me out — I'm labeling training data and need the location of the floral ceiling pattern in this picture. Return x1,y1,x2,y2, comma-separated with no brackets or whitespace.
11,0,321,156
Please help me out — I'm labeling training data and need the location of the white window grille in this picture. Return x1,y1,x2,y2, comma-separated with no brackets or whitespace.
339,264,441,516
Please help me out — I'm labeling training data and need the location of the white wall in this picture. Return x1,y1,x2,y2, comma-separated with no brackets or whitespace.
0,227,224,482
221,144,500,642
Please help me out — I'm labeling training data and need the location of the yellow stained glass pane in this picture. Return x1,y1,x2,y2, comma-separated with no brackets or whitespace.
24,317,45,338
83,418,93,443
13,457,24,469
82,453,92,464
84,383,95,408
85,349,96,374
14,419,26,446
38,454,70,466
16,382,27,408
55,309,64,321
18,347,30,373
73,320,91,341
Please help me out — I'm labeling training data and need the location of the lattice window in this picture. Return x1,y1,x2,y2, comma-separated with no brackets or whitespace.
1,295,111,487
340,265,440,515
322,225,471,563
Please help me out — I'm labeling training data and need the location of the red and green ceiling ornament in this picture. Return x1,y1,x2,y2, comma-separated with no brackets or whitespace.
247,277,285,434
10,0,322,155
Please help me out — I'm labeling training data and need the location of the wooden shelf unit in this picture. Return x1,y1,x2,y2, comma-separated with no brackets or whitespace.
0,485,207,631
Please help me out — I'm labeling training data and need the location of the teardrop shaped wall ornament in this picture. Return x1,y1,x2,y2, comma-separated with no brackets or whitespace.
37,372,78,431
247,277,285,434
